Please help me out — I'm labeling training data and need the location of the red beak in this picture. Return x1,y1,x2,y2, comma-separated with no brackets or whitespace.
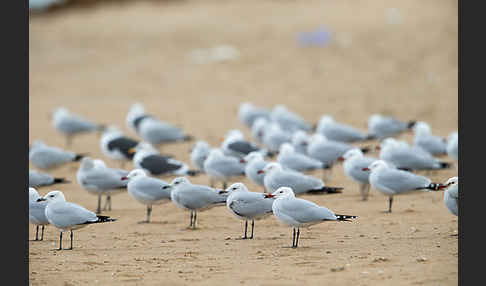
337,157,344,162
264,193,274,198
240,159,246,163
121,176,128,180
362,168,370,171
257,170,264,174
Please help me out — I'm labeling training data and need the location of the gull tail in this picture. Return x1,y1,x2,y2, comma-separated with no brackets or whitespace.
407,120,417,129
360,147,372,154
334,214,358,221
266,151,276,158
183,135,194,142
397,167,413,172
364,134,376,141
437,162,452,169
419,183,447,191
73,154,88,161
307,186,343,194
83,215,117,225
53,178,70,185
186,169,201,176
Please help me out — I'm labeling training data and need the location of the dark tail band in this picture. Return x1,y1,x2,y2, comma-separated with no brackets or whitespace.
360,147,371,154
53,178,70,184
335,214,358,221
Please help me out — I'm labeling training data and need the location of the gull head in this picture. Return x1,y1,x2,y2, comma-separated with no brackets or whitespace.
29,187,40,202
80,157,96,170
291,130,309,148
363,160,389,172
258,162,282,175
318,115,334,126
102,125,122,135
279,143,295,155
38,190,66,204
413,121,431,135
243,151,264,163
340,148,364,161
268,187,296,199
52,107,70,121
444,176,458,187
225,182,248,194
122,169,147,181
170,177,190,187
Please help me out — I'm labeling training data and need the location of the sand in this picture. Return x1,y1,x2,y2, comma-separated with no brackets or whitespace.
29,0,458,285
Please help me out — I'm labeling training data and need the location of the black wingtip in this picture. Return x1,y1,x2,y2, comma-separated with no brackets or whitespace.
397,167,413,172
364,134,376,141
266,151,276,158
440,162,452,169
97,215,117,223
335,214,358,221
53,178,70,184
360,147,371,154
308,186,343,194
186,170,201,176
74,154,87,161
422,183,446,191
407,120,417,129
184,135,194,142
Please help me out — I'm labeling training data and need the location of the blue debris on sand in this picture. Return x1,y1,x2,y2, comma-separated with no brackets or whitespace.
297,27,332,47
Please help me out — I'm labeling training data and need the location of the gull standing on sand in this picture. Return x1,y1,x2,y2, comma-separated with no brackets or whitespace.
441,177,458,216
242,152,269,190
100,126,140,168
277,143,329,173
29,188,49,241
446,131,458,161
29,140,85,170
203,148,246,188
29,170,70,188
169,177,228,229
363,160,446,213
52,107,104,147
37,191,116,250
122,169,172,223
265,187,357,248
316,115,374,143
190,140,212,172
339,149,377,201
270,105,313,133
258,162,343,195
225,183,275,239
238,102,271,128
131,142,198,177
367,114,416,139
76,157,128,214
412,122,447,156
379,138,451,171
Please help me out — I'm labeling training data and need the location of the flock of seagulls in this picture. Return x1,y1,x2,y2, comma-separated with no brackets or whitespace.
29,102,458,249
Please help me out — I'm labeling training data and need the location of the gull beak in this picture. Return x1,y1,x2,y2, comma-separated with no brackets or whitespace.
240,159,246,163
121,176,128,181
264,193,274,198
257,170,264,174
36,198,46,202
128,148,136,154
337,157,344,162
362,167,370,171
220,137,225,143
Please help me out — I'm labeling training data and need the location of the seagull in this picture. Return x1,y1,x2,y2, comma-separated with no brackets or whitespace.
291,130,311,155
442,176,458,216
29,188,49,241
125,103,193,146
242,152,269,191
379,138,451,171
169,177,228,229
258,162,343,195
238,102,271,128
29,170,70,188
412,122,447,156
51,107,104,147
251,117,270,145
131,142,198,177
262,123,293,153
446,131,458,161
190,140,212,172
316,115,374,143
225,183,275,239
367,114,416,140
203,148,246,188
76,157,128,214
338,149,377,201
270,105,313,133
265,187,357,248
37,190,116,250
363,160,447,212
221,129,271,158
100,126,140,168
29,140,85,170
122,169,172,223
277,143,329,173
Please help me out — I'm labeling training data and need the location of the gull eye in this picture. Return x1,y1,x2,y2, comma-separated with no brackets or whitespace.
49,195,55,198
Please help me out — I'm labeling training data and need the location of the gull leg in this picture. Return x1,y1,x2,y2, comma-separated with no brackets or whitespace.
388,196,393,213
66,231,73,250
58,232,63,250
138,205,151,223
241,220,248,239
103,195,110,211
223,181,227,190
97,194,102,214
250,219,254,239
193,211,197,229
189,210,193,228
292,228,296,248
66,136,73,148
35,225,39,241
295,228,300,248
41,225,45,241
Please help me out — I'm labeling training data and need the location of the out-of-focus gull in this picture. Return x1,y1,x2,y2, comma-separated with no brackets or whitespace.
100,126,140,168
76,157,128,214
222,129,272,158
122,169,171,223
258,162,343,195
29,140,85,170
270,105,313,133
52,107,104,147
265,187,356,248
38,190,116,250
446,131,458,161
131,142,198,177
29,188,49,241
412,122,447,156
441,176,458,216
291,130,310,155
367,114,416,139
363,160,447,212
126,103,155,135
262,123,293,153
190,140,212,172
169,177,228,229
203,148,246,188
379,138,451,171
238,102,271,128
277,143,328,173
251,117,270,145
242,152,269,191
339,149,377,201
225,183,274,239
29,170,70,188
316,115,374,143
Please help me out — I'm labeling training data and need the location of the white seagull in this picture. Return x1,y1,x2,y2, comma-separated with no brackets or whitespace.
29,188,49,241
270,105,313,133
242,152,269,191
29,170,70,188
29,140,85,171
52,107,104,147
265,187,357,248
238,102,271,128
446,131,458,161
338,149,377,201
277,143,329,173
316,115,374,143
412,122,448,156
37,190,116,250
442,176,458,216
100,126,140,168
367,114,416,139
203,148,246,189
190,140,212,172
